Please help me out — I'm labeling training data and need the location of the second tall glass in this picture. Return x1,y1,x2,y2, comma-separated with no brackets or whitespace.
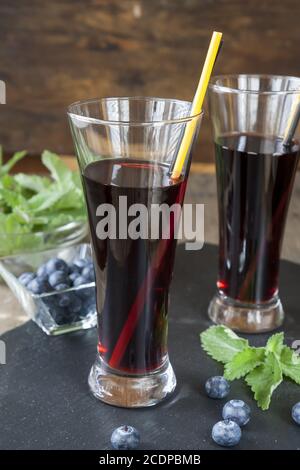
209,75,300,333
68,97,202,407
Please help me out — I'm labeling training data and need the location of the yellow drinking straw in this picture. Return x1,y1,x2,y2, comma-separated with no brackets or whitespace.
171,31,223,180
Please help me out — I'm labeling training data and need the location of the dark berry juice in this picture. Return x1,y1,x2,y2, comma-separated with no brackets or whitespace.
83,159,186,374
215,133,299,304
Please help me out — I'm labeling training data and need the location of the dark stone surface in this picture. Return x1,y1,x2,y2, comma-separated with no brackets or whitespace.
1,243,300,450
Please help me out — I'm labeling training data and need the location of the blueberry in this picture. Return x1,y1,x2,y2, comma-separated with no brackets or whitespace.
77,285,95,300
205,376,230,399
69,272,80,284
19,272,36,286
36,263,48,279
46,258,68,275
68,294,82,314
52,305,79,324
80,292,96,317
83,290,96,308
212,420,241,447
68,263,81,274
81,265,95,282
73,275,89,287
222,400,250,427
80,302,93,317
48,270,70,288
57,293,73,308
42,296,58,312
110,425,140,450
73,258,89,270
292,402,300,425
54,283,70,291
52,307,69,325
27,277,51,294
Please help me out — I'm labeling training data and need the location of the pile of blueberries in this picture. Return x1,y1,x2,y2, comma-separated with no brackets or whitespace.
19,256,96,325
205,375,300,447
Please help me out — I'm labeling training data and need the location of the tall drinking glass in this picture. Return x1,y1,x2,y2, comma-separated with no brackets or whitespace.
68,97,202,407
208,75,300,333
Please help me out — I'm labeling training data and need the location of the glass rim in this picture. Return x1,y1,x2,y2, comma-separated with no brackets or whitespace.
67,96,203,127
209,74,300,95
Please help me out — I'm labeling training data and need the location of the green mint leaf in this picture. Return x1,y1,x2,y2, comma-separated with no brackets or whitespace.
14,173,51,193
0,213,31,234
245,352,283,410
200,325,249,364
41,151,73,185
45,209,86,229
27,183,84,214
280,345,300,385
13,207,48,226
0,173,17,191
0,150,27,176
53,185,84,211
266,332,284,357
0,188,28,210
224,347,265,380
27,188,64,213
0,147,86,257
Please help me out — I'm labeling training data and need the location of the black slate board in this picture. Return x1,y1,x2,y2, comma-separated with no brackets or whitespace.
1,243,300,450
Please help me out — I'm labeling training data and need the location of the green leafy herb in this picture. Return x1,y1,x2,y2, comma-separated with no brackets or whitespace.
201,324,248,363
224,347,265,381
245,352,282,410
42,150,74,185
0,148,86,256
14,173,51,193
266,332,284,357
0,150,27,177
280,346,300,385
200,325,300,410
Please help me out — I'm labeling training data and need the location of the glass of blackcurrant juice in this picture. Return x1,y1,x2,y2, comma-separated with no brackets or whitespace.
68,97,202,407
208,75,300,333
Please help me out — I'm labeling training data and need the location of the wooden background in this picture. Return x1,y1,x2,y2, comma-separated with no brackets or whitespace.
0,0,299,163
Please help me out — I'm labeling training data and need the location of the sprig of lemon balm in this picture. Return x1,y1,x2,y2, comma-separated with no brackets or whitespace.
200,326,300,410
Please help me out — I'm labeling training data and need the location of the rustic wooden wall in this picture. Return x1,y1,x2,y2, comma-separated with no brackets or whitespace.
0,0,299,163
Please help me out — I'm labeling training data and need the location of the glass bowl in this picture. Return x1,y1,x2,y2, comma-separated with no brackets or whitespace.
0,220,88,258
0,243,97,335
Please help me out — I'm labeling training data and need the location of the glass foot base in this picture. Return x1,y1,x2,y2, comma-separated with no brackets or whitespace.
208,292,284,333
88,354,176,408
